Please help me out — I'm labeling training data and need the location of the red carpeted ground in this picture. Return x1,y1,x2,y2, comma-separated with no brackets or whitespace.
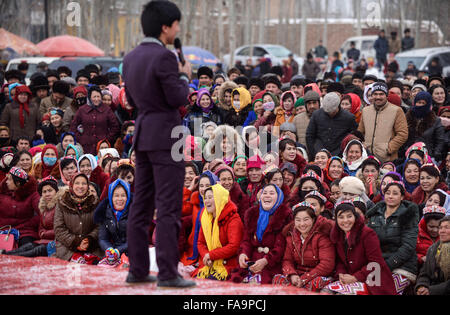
0,255,324,295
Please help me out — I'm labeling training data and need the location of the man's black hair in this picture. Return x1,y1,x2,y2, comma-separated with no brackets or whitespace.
141,1,182,38
16,136,30,146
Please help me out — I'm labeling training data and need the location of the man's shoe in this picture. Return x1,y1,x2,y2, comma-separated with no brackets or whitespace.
126,273,157,284
157,276,196,289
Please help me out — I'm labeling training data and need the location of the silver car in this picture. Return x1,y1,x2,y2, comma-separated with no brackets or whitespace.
223,44,304,74
395,47,450,76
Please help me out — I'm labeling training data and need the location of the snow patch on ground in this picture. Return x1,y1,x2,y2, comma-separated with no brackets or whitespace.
0,255,323,295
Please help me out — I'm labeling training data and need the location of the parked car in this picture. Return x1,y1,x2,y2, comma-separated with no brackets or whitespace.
48,56,123,76
223,44,304,74
5,57,59,85
340,35,378,62
395,47,450,77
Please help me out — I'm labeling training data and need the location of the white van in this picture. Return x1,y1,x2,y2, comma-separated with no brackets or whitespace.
5,57,59,85
340,35,378,62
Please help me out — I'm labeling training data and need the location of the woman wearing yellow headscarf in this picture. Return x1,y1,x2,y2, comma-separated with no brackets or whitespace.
193,184,244,281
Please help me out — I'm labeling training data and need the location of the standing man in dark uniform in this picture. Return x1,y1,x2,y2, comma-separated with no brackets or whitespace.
122,1,195,288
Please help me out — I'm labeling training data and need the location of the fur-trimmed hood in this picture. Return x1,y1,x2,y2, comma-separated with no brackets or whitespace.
38,189,60,214
204,125,245,161
218,81,238,110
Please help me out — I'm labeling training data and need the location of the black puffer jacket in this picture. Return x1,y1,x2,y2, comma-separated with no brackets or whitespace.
93,196,131,254
366,200,419,275
405,111,446,161
306,108,358,159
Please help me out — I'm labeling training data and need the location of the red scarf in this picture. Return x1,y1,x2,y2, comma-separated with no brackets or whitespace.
13,86,32,129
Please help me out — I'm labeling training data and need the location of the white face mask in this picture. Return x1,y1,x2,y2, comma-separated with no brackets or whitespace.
233,101,241,110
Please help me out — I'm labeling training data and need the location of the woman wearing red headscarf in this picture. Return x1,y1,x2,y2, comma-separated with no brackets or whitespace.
0,85,41,141
32,144,61,180
341,93,362,124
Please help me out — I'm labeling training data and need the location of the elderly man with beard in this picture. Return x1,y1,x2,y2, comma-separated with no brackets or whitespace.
416,216,450,295
358,82,408,163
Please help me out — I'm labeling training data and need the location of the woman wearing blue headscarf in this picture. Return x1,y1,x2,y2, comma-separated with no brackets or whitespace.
180,171,218,266
231,184,292,284
94,179,132,267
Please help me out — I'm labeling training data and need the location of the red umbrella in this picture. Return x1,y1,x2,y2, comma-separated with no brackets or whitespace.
0,28,40,55
37,35,104,57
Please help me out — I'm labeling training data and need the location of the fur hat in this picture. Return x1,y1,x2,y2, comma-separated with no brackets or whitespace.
339,176,365,196
5,70,23,82
234,76,249,88
30,75,49,92
264,75,282,89
248,77,265,90
197,66,213,79
52,80,70,95
327,82,344,95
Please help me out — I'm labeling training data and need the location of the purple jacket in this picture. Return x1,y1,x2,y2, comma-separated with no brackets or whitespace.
70,103,120,155
122,40,189,151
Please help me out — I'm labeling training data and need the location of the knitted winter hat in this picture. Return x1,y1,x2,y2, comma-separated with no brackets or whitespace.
214,164,235,180
247,155,266,170
339,176,365,196
303,91,321,103
372,82,389,95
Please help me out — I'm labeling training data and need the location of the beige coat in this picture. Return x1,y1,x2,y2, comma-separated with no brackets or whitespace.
39,95,73,116
53,187,103,261
358,102,408,162
293,112,311,147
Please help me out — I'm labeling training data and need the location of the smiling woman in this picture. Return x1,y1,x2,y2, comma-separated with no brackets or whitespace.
412,164,449,205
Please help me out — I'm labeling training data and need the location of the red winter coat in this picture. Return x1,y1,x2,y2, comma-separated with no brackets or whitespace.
231,204,293,284
0,177,40,239
193,200,244,278
229,182,250,221
282,215,335,284
70,103,120,155
180,189,203,265
89,166,109,193
330,216,397,295
416,217,439,266
35,193,57,245
411,182,449,205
